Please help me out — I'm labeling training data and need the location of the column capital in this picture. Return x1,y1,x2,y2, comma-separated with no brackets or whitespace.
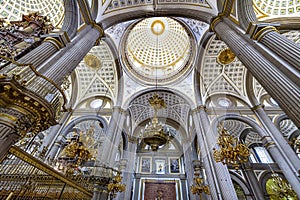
192,105,207,113
251,104,264,111
210,15,223,34
261,136,276,149
43,31,70,50
112,106,127,114
91,22,104,46
246,22,279,41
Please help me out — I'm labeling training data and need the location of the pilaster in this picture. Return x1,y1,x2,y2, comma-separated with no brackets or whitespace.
192,105,238,200
242,163,264,200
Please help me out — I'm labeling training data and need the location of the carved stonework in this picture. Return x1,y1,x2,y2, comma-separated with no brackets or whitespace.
217,48,236,65
0,12,54,65
0,76,57,138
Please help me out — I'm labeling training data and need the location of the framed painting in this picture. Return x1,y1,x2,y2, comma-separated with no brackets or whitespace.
169,157,180,173
155,160,165,174
140,157,152,173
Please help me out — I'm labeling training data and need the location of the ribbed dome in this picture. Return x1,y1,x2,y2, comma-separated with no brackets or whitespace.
253,0,300,16
125,17,191,83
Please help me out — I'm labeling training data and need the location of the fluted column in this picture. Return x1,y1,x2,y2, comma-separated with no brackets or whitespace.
252,105,300,176
39,110,72,157
0,124,19,161
3,0,78,79
26,25,103,97
253,28,300,73
192,106,238,200
242,163,264,200
117,141,137,200
212,17,300,128
182,139,199,200
97,107,126,166
47,135,66,161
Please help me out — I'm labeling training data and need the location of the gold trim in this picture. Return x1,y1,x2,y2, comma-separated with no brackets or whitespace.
151,20,165,35
91,22,104,45
253,26,278,41
9,146,93,197
210,16,223,33
0,56,67,111
44,37,64,50
264,141,276,149
222,0,234,16
77,0,93,24
251,104,264,111
192,105,206,113
0,113,18,122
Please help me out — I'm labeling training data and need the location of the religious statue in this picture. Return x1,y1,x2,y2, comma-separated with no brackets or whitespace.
155,190,164,200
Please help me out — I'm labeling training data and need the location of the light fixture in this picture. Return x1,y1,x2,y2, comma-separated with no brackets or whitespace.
190,160,210,199
57,132,92,175
213,125,250,170
107,172,126,199
267,173,296,198
141,93,170,151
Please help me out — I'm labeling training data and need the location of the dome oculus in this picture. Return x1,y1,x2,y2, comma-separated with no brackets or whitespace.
124,17,192,83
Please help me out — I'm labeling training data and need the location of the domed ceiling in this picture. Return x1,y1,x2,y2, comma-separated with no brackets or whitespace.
253,0,300,17
124,17,193,84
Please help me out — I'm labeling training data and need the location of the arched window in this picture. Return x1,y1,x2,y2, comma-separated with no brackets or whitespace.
249,145,273,163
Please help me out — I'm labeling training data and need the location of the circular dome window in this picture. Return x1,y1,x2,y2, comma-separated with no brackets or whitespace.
124,17,193,84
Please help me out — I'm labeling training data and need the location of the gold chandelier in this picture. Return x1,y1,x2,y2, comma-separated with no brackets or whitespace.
141,93,170,151
213,125,250,170
107,172,126,199
190,176,210,199
267,173,297,199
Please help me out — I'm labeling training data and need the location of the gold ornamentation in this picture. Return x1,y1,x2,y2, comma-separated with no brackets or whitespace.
266,173,297,199
0,13,54,63
190,176,210,199
213,125,250,170
57,132,92,174
141,93,170,151
148,93,166,110
151,20,165,35
9,146,93,197
0,55,67,111
217,48,236,65
107,172,126,199
0,76,57,138
84,54,101,69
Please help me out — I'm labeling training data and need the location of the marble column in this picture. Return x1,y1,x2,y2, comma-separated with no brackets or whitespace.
242,163,264,200
237,0,257,30
26,25,103,97
97,107,126,166
192,106,238,200
39,111,72,158
0,124,19,161
252,105,300,189
47,135,67,161
212,17,300,128
117,141,137,200
260,135,300,196
251,26,300,73
182,139,199,200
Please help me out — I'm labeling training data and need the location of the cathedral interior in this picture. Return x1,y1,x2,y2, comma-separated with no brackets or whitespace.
0,0,300,199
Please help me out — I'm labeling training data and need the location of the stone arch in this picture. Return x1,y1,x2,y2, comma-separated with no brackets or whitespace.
61,115,108,137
